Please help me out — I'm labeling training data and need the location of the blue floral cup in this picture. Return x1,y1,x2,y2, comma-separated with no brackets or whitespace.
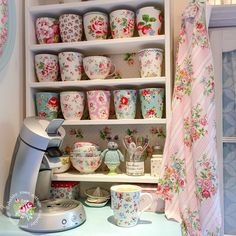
139,88,164,119
113,89,137,119
35,92,59,119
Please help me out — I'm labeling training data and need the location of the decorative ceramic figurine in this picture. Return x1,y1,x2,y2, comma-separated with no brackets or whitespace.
101,135,124,175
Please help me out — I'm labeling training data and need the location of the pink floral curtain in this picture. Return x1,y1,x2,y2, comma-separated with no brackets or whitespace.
157,2,222,236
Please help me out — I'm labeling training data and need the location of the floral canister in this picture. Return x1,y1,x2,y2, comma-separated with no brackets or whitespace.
35,54,59,82
138,48,164,77
35,17,60,44
83,11,108,40
59,14,83,42
35,92,59,119
50,181,80,200
58,52,83,81
136,6,162,36
113,89,137,119
139,88,165,119
110,9,135,39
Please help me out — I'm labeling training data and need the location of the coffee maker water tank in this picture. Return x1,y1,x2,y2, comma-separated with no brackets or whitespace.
7,117,65,218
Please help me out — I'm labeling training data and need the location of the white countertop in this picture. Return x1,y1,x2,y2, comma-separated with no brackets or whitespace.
0,204,181,236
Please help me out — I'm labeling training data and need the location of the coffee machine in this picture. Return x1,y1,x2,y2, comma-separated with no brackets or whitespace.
6,117,86,232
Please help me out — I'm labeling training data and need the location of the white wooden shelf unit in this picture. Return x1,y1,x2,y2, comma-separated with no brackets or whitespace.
25,0,172,183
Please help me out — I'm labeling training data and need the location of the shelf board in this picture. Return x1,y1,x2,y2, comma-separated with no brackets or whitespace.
52,170,159,183
29,77,166,90
222,137,236,143
30,0,165,16
62,119,166,126
29,35,165,54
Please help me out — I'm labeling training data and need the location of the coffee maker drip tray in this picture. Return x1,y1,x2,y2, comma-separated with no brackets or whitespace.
19,199,86,233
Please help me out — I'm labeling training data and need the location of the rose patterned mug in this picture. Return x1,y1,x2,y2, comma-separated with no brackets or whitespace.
136,6,162,36
59,52,83,81
59,14,83,42
111,184,153,227
35,17,60,44
139,88,165,119
35,92,59,119
138,48,164,77
110,9,135,39
83,11,108,40
60,91,85,120
113,89,137,119
87,90,110,120
35,54,59,82
83,56,115,80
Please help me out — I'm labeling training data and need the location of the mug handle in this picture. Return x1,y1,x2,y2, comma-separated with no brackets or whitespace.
139,192,153,216
107,63,117,78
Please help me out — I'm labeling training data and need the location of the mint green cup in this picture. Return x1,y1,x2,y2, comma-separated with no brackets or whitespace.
139,88,164,119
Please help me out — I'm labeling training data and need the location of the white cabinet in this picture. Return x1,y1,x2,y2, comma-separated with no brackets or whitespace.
25,0,172,184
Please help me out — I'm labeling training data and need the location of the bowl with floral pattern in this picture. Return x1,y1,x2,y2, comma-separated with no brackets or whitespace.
71,151,101,158
73,145,100,153
70,155,102,174
73,141,98,149
53,155,71,174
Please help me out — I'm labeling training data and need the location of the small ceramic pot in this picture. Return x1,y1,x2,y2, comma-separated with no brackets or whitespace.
83,56,112,80
59,14,83,42
53,156,71,174
60,91,85,120
35,54,59,82
113,89,137,119
35,17,60,44
139,88,165,119
87,90,110,120
83,11,108,40
35,92,59,119
136,6,162,36
138,48,163,77
59,52,83,81
110,9,135,39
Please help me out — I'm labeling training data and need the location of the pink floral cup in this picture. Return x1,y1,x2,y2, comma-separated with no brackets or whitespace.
110,9,135,39
138,48,163,77
83,11,108,40
136,6,162,36
35,54,59,82
59,52,83,81
60,91,85,120
59,14,83,42
35,17,60,44
83,56,115,80
86,90,110,120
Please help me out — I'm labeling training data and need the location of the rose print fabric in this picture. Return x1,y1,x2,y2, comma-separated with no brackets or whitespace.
0,0,8,55
157,3,222,236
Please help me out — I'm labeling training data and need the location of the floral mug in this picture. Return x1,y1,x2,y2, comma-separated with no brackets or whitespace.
35,54,59,82
83,11,108,40
110,9,135,39
136,6,162,36
139,88,165,119
35,17,60,44
60,91,85,120
35,92,59,119
59,14,83,42
59,52,83,81
113,89,137,119
83,56,115,80
138,48,163,77
87,90,110,120
111,185,153,227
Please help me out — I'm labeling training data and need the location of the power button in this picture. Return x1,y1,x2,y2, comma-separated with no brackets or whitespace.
62,219,67,225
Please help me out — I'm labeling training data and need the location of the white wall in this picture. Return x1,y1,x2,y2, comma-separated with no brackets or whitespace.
0,0,24,209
